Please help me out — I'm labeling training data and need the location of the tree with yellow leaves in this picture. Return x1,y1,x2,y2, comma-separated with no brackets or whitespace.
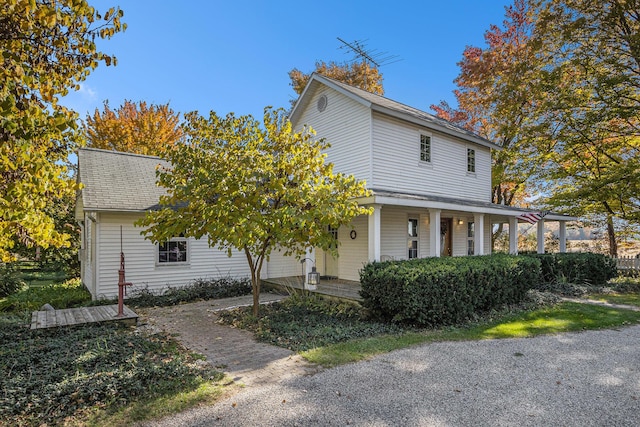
289,60,384,100
138,107,371,316
85,100,182,156
0,0,125,261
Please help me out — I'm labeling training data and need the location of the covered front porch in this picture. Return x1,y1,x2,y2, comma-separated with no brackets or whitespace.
263,276,362,301
360,190,577,262
279,190,578,289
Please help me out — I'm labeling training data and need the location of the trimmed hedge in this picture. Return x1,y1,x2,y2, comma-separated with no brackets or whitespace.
360,254,541,327
522,253,617,287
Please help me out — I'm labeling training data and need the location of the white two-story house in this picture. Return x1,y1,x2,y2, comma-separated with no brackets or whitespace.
268,74,574,282
76,74,574,299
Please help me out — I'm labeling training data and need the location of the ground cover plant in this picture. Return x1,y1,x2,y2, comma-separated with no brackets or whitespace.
218,293,404,351
0,317,224,426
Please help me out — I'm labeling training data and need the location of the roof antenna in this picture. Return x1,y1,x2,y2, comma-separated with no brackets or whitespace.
337,37,401,90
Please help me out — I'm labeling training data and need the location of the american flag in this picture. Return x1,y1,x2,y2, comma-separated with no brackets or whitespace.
517,211,549,225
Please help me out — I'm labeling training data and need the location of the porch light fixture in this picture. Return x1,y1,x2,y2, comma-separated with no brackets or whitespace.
458,219,464,225
308,266,320,286
301,257,320,290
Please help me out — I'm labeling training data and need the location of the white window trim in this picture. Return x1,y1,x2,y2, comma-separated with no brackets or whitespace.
408,217,419,259
156,236,190,267
466,146,476,176
418,132,433,167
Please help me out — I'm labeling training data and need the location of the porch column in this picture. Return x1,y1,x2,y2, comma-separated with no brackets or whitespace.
474,213,485,255
368,204,382,262
537,219,545,254
559,221,567,253
429,209,441,257
509,216,518,255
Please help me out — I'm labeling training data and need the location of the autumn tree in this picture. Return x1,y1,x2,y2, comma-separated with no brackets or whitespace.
530,0,640,255
137,107,371,315
432,0,545,211
0,0,125,261
85,100,182,156
289,60,384,98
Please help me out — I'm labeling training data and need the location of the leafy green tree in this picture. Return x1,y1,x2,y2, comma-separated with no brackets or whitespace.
289,60,384,98
85,100,182,156
0,0,125,261
530,0,640,255
138,108,371,315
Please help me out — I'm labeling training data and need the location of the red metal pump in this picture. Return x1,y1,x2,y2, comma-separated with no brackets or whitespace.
117,226,133,317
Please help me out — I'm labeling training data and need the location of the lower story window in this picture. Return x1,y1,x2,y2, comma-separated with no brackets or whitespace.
467,222,475,255
159,238,188,263
408,218,418,259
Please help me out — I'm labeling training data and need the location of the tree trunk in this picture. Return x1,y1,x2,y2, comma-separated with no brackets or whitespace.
606,215,618,257
252,273,261,316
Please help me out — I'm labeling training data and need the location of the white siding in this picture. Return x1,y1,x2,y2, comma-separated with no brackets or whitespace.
371,113,491,202
93,212,251,299
294,87,372,184
380,206,415,260
337,215,369,281
267,249,303,278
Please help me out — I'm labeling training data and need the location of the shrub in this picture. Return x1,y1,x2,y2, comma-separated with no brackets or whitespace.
0,264,26,298
0,278,89,313
125,277,252,308
359,254,541,327
523,252,617,287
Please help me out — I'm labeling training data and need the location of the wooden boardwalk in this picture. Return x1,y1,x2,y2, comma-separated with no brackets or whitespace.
30,304,138,330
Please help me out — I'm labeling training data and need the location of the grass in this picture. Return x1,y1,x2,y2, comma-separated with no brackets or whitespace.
586,293,640,307
298,302,640,367
0,277,91,312
17,268,69,288
83,381,228,427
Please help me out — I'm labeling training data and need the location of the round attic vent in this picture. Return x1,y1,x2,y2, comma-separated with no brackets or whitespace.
317,94,328,112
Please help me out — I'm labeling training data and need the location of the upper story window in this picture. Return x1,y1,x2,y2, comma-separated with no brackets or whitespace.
420,134,431,163
158,236,188,264
467,148,476,173
408,218,418,259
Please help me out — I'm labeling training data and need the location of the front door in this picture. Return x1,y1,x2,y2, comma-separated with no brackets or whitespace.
324,226,339,278
440,218,452,257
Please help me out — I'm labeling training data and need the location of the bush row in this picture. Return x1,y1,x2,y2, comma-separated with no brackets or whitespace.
360,254,541,327
521,252,617,287
123,276,252,307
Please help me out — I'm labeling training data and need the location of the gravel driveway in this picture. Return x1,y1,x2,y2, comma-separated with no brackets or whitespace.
143,324,640,426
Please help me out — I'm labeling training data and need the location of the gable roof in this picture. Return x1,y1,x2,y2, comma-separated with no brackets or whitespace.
289,73,500,151
77,148,169,212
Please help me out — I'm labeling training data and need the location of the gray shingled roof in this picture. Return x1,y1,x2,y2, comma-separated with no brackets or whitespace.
291,74,500,150
78,148,169,211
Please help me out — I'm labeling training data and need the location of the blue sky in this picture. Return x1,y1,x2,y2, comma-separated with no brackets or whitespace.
62,0,512,121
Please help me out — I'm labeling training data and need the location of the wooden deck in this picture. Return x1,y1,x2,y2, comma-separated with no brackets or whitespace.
30,304,138,330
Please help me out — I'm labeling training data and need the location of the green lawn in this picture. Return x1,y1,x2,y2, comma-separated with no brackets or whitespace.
586,293,640,307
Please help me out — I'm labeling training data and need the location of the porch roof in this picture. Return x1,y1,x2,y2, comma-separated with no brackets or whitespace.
357,189,577,222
